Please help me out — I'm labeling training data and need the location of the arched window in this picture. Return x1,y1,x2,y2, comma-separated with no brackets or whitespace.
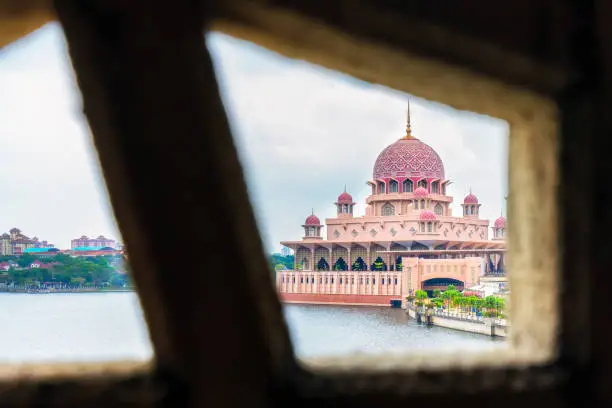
418,179,428,189
427,222,433,232
389,180,399,193
471,205,476,215
413,200,418,209
420,199,425,209
420,222,425,232
465,206,471,215
403,179,413,192
377,181,386,194
310,226,316,235
343,205,348,213
434,203,443,215
431,181,440,194
381,202,395,216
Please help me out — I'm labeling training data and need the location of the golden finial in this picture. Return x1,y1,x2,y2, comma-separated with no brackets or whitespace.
403,99,416,139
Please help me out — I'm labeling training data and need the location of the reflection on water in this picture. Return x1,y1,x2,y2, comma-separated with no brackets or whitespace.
284,304,506,359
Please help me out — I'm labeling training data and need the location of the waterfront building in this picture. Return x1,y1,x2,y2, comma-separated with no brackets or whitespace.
0,228,55,255
68,246,122,257
277,103,507,306
70,235,118,249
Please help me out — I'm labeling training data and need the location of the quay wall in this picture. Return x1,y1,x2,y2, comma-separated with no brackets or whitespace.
407,307,508,338
280,293,399,306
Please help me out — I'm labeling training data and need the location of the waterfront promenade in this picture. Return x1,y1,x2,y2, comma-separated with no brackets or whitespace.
406,304,509,337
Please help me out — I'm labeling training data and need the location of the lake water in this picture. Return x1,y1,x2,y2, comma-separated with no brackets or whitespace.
0,293,505,363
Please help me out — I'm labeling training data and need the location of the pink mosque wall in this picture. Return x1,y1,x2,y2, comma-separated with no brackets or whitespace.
276,257,482,307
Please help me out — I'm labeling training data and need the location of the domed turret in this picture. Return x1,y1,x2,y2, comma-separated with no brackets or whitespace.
464,192,479,204
493,214,506,239
335,187,355,218
337,191,353,204
302,211,322,239
419,210,437,221
494,215,506,229
304,214,320,226
419,210,438,233
462,189,481,218
414,187,429,198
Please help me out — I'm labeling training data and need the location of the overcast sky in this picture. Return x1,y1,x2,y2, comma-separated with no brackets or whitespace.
0,24,508,251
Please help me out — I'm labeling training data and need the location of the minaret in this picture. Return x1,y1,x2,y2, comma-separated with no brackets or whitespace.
336,186,355,218
402,99,416,140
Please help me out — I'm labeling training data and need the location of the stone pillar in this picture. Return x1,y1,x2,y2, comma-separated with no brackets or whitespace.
310,247,315,272
348,247,352,271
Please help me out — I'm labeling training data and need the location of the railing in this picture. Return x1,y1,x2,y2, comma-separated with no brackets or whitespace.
407,303,508,327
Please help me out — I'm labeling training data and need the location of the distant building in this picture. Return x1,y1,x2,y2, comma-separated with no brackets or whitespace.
23,247,61,258
69,246,121,257
281,246,293,257
0,228,55,255
70,235,118,250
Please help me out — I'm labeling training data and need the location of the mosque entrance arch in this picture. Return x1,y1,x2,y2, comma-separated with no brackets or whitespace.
422,278,464,296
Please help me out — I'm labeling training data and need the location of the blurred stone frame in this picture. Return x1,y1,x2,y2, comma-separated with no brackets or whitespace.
0,0,596,406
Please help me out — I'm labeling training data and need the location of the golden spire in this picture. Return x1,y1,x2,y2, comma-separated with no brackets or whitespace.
403,99,416,139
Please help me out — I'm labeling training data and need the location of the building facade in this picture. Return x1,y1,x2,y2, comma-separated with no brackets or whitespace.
277,104,507,306
0,228,54,255
70,235,118,249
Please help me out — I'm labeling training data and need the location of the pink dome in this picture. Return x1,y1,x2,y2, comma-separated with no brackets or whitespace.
494,216,506,229
305,214,321,226
414,187,428,197
464,193,479,204
373,138,445,181
420,210,437,221
337,191,353,204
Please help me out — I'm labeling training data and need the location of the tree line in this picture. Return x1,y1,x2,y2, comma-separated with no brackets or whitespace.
1,253,132,287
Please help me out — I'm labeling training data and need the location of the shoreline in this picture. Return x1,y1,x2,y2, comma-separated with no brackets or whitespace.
406,306,508,338
0,288,136,294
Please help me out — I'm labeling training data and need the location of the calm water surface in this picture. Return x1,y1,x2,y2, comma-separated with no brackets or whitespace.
284,304,506,358
0,293,505,362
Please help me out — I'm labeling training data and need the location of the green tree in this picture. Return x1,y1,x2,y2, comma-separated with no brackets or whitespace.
370,257,386,271
431,297,444,308
415,290,428,301
333,257,348,271
16,254,37,268
432,289,442,298
316,257,330,271
352,257,367,271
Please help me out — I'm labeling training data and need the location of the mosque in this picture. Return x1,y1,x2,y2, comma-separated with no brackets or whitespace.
276,103,507,307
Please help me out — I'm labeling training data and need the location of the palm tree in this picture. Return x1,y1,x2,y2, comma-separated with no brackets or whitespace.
415,289,428,307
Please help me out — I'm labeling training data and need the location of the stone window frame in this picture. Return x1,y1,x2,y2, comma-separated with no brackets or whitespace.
0,0,595,406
